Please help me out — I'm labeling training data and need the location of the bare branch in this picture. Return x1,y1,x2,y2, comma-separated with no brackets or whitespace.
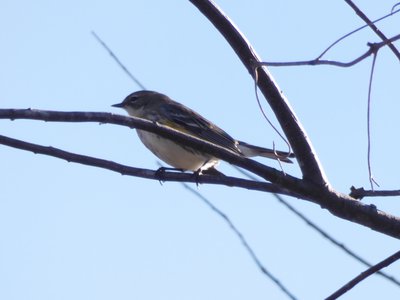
189,0,329,187
317,6,400,59
345,0,400,61
367,52,379,190
1,108,400,238
350,187,400,199
260,34,400,68
274,194,400,287
237,168,400,287
326,250,400,300
394,3,400,13
182,183,298,300
0,133,295,195
0,108,298,186
91,31,147,89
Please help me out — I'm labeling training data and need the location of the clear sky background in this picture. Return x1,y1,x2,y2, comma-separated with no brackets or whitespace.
1,1,400,299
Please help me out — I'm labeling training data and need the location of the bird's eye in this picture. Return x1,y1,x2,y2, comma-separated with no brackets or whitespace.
130,96,139,102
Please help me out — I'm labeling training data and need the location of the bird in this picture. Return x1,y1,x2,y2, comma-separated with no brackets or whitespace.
112,90,294,173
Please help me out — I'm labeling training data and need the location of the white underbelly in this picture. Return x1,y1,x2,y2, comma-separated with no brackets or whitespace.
136,129,219,171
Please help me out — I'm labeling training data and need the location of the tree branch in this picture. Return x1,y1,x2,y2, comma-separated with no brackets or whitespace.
345,0,400,61
238,168,400,287
182,183,298,300
259,33,400,68
0,132,295,196
0,108,299,186
350,186,400,199
1,108,400,239
326,249,400,300
189,0,329,186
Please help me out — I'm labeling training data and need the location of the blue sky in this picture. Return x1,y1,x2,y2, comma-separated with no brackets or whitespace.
1,1,400,299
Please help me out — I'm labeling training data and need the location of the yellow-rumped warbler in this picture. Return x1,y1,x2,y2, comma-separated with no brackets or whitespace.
112,90,294,172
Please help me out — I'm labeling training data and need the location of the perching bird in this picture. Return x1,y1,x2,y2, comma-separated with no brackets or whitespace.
112,90,294,172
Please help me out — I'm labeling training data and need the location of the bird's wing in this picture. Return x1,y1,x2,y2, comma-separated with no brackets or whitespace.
160,102,240,154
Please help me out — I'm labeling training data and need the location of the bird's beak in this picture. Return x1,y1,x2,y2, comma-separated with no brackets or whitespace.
111,102,124,108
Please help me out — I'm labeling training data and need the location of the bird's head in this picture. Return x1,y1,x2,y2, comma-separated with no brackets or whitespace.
112,90,167,118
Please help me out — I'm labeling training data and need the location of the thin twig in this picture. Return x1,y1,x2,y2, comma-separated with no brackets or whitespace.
260,33,400,68
367,52,379,190
345,0,400,61
253,67,293,165
318,6,400,59
182,182,298,300
326,250,400,300
91,31,146,89
393,3,400,13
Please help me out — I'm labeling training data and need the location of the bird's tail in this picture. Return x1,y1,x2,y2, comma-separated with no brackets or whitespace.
237,141,295,163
